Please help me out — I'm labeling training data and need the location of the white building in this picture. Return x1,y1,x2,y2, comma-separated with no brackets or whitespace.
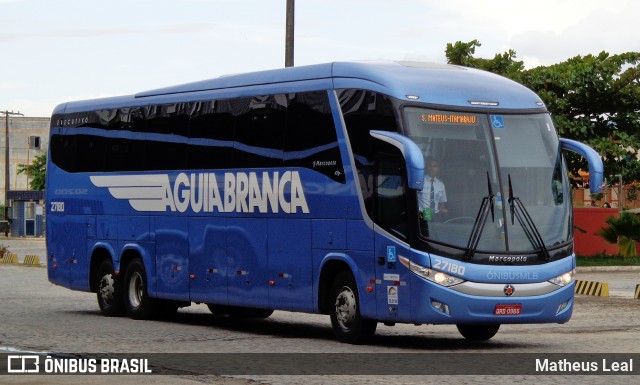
0,115,49,204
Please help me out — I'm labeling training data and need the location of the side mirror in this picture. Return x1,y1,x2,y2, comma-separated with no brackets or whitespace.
560,138,604,194
370,131,424,190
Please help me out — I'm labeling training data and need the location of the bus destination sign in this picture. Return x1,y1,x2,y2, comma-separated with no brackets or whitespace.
422,113,477,125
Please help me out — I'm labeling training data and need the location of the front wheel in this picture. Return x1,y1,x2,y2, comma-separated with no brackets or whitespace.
96,259,124,317
329,271,377,344
123,259,157,320
456,324,500,341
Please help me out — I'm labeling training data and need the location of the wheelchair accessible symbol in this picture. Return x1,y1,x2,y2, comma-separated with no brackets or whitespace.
386,246,397,262
491,115,505,129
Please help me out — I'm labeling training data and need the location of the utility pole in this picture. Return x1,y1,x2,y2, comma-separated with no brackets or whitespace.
2,110,23,221
285,0,295,67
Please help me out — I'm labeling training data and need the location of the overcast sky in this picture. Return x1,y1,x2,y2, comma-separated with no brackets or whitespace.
1,0,639,117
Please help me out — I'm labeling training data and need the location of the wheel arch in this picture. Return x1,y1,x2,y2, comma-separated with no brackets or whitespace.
88,244,116,293
317,253,361,315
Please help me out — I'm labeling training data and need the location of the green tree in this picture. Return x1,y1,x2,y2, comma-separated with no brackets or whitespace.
17,151,47,191
445,40,524,78
520,51,640,183
445,41,640,184
596,212,640,257
445,40,482,67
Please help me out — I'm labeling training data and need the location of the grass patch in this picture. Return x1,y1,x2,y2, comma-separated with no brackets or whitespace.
576,253,640,267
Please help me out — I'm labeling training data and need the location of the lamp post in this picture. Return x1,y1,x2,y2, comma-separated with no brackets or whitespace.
285,0,295,67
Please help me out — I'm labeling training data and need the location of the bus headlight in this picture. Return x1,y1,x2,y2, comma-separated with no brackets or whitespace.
548,269,575,287
399,256,465,287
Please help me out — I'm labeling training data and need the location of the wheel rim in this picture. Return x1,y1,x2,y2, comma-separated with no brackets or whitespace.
334,286,357,330
128,271,144,309
99,273,115,305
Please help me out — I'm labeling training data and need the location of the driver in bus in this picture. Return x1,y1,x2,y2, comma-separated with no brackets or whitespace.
418,158,448,226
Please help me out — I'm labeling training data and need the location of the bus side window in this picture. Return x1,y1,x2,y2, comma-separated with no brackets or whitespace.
104,108,145,172
76,134,106,172
144,103,190,171
284,91,344,183
187,100,235,170
50,134,78,172
235,96,285,168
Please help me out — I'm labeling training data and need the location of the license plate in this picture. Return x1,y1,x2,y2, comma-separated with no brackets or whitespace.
494,304,522,316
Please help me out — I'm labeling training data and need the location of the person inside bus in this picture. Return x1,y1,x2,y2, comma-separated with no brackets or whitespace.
418,158,448,226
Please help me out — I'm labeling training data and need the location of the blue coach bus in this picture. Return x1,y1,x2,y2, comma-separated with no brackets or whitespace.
46,61,603,343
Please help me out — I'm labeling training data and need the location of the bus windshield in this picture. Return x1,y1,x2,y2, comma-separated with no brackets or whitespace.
404,107,571,255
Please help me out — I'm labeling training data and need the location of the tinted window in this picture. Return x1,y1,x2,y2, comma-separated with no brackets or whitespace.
104,108,145,172
234,96,286,168
285,92,344,183
50,133,78,172
187,100,235,169
50,91,344,182
75,135,106,172
339,90,399,217
145,103,189,170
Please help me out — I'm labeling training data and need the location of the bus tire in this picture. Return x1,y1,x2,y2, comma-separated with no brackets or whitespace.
329,271,377,344
123,259,157,320
456,324,500,341
96,259,125,317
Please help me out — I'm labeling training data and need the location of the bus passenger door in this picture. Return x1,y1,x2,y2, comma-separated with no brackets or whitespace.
155,217,189,301
373,153,413,323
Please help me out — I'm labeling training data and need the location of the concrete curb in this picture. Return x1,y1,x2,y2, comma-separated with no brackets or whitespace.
576,265,640,272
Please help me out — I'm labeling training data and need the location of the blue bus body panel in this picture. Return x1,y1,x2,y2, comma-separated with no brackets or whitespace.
427,254,575,283
332,62,544,109
373,231,415,323
267,218,313,311
409,276,574,324
58,78,335,114
54,62,544,117
135,63,335,98
155,217,190,301
226,218,269,308
188,219,228,305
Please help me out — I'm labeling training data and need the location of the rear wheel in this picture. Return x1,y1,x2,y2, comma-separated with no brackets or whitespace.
123,259,157,320
96,259,124,317
329,271,377,344
456,324,500,341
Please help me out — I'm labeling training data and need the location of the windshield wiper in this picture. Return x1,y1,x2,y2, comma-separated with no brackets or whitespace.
464,172,495,260
507,175,551,261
